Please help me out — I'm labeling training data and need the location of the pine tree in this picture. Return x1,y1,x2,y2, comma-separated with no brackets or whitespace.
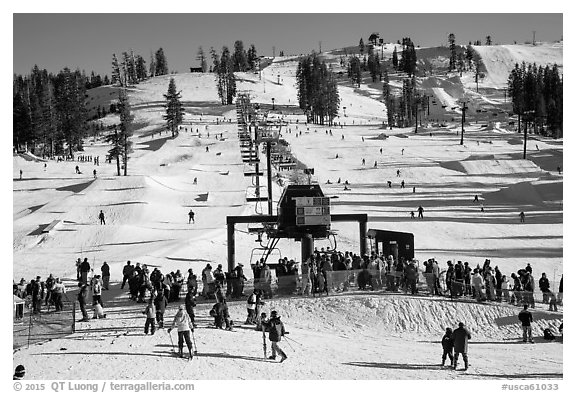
117,89,134,176
247,44,258,71
105,124,122,176
135,55,147,80
348,56,362,87
155,48,168,76
448,33,457,71
233,40,248,72
473,53,483,92
103,75,110,85
465,45,475,71
457,53,465,76
485,36,492,45
392,47,398,70
149,52,156,77
359,38,365,56
210,47,219,73
163,78,185,137
216,46,236,105
111,54,122,86
197,47,208,73
121,52,130,86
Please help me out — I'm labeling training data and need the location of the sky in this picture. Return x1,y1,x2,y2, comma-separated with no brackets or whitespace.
12,12,563,77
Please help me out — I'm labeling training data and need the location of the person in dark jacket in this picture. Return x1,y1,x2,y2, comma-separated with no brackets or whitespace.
263,310,287,362
210,301,232,330
121,261,134,289
101,262,110,290
154,290,168,328
79,258,91,285
441,327,454,367
518,304,534,343
77,284,90,322
184,287,197,326
451,322,471,370
539,273,551,304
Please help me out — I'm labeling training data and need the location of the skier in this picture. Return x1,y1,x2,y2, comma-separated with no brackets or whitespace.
519,211,525,223
397,169,400,177
154,289,168,328
401,180,405,189
98,210,106,225
206,146,209,152
417,205,424,219
263,310,288,362
401,148,404,155
473,195,479,203
441,327,454,367
193,177,197,185
168,304,195,359
143,298,156,335
518,304,534,343
410,211,415,219
362,158,365,165
93,169,97,178
451,322,471,371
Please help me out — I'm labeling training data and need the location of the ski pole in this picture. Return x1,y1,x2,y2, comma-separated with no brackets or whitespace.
284,338,295,352
284,335,303,346
191,329,198,355
168,330,175,353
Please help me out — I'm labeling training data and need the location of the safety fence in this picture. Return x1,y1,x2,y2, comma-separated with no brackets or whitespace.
13,298,75,350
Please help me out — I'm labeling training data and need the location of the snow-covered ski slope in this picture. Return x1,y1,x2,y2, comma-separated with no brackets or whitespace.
13,48,563,380
467,42,563,89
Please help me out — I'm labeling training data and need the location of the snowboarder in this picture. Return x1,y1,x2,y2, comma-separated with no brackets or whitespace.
99,210,106,225
193,177,197,185
168,305,195,359
374,161,377,168
188,210,195,224
387,181,392,188
362,158,365,165
401,148,404,155
93,169,97,178
380,148,383,154
557,166,562,175
519,211,525,223
400,180,405,189
518,304,534,343
451,322,471,370
143,298,156,334
441,327,454,367
75,165,80,174
410,211,415,219
473,195,479,203
206,146,209,152
417,205,424,219
263,310,288,362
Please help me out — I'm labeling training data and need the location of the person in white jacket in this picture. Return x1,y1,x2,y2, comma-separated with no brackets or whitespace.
472,270,485,301
168,304,194,358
